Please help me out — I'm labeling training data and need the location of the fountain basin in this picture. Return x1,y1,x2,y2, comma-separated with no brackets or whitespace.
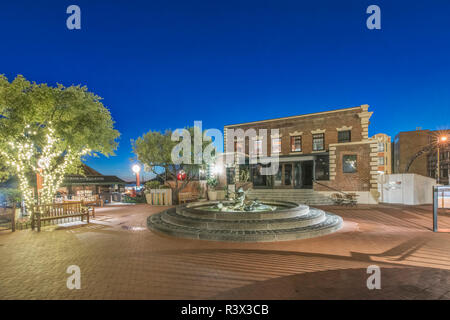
147,200,343,242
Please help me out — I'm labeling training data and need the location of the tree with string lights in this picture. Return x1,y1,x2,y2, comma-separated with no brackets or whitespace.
0,75,120,211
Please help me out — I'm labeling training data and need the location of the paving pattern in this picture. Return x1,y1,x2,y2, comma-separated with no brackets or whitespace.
0,203,450,299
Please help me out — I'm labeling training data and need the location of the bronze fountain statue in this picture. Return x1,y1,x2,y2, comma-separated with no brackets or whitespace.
214,187,276,212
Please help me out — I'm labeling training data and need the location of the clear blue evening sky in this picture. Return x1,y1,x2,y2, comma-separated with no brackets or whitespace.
1,0,449,180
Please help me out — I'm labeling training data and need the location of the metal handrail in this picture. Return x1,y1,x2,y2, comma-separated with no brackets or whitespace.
313,179,351,196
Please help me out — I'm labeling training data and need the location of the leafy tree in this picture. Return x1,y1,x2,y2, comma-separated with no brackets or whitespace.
0,75,120,210
132,127,214,203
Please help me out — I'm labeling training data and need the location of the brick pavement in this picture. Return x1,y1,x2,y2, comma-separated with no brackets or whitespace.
0,203,450,299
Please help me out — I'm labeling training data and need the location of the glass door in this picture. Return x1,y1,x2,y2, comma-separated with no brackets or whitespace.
294,162,302,188
284,163,293,186
274,165,282,187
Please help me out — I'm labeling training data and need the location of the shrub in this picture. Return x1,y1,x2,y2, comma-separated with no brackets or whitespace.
207,177,218,190
145,181,161,190
0,188,22,205
122,194,146,203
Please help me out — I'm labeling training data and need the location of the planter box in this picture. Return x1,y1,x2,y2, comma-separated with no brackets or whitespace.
207,191,217,201
207,190,226,201
146,189,172,206
216,190,226,200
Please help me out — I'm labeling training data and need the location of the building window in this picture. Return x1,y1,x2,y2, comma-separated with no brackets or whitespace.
312,133,325,151
343,155,357,173
378,142,385,152
315,155,330,180
226,167,235,184
338,130,351,143
234,139,244,153
290,136,302,152
253,140,263,155
272,138,281,154
378,157,385,165
442,168,448,179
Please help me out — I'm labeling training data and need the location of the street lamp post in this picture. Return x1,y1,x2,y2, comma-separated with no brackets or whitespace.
132,164,141,188
437,135,448,184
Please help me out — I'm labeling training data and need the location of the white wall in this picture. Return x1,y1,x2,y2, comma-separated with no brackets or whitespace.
378,173,437,205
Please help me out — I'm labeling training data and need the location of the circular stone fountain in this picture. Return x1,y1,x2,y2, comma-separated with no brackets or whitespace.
147,188,343,242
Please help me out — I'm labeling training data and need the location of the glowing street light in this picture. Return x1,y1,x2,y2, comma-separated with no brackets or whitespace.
436,135,448,184
132,164,141,187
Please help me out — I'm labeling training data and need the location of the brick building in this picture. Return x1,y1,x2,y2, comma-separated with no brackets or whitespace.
393,129,450,185
222,105,380,202
371,133,392,174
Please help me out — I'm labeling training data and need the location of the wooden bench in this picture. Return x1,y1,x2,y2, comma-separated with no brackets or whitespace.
32,201,90,232
0,204,16,232
331,193,345,205
179,192,199,204
331,193,358,206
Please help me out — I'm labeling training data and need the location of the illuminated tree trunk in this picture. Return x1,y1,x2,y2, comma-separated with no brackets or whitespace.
37,128,89,204
1,126,89,209
0,139,37,212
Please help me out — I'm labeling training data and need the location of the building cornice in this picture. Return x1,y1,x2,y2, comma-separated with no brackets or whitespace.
224,105,366,128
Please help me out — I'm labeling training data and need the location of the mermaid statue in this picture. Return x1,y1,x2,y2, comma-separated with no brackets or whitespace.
214,187,276,212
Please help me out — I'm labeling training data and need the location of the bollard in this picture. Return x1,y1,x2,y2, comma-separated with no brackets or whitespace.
433,186,438,232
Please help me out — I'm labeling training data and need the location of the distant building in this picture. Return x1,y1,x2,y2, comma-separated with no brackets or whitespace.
371,133,392,174
60,164,126,196
393,129,450,185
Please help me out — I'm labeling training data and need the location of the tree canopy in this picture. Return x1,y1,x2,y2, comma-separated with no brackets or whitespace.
0,75,120,206
0,75,119,154
132,127,215,201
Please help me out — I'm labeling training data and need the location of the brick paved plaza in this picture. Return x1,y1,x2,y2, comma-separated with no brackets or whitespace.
1,204,450,300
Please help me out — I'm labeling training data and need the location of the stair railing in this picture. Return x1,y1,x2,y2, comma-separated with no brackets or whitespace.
313,180,351,196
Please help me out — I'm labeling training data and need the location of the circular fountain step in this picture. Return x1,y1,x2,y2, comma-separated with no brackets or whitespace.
147,200,343,242
177,200,309,220
147,212,342,242
161,207,326,231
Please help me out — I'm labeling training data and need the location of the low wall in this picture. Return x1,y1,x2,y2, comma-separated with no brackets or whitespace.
378,173,437,205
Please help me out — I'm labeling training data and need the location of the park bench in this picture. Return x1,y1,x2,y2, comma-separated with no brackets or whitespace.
179,192,199,204
331,193,358,206
32,201,90,232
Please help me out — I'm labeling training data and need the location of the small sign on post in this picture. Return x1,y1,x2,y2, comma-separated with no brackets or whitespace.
433,186,438,232
433,185,450,232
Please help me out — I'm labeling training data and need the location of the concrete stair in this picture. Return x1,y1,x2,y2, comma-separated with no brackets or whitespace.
246,189,334,206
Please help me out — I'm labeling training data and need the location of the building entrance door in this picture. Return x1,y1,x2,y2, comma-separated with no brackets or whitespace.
300,161,314,189
293,161,313,189
253,161,314,189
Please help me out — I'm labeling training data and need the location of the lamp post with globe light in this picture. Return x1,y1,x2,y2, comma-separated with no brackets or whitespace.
132,164,141,188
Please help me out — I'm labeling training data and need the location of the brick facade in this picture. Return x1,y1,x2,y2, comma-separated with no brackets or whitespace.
224,105,372,157
394,129,450,184
315,141,377,192
222,105,377,195
393,130,431,176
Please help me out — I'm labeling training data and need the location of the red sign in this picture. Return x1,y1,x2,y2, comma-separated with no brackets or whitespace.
177,170,187,181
